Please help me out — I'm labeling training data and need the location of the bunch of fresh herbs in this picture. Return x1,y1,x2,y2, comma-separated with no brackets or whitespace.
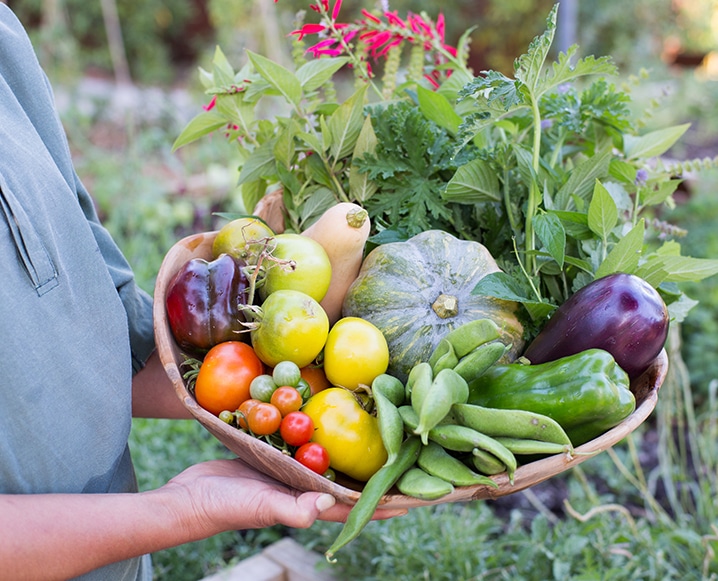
173,1,718,332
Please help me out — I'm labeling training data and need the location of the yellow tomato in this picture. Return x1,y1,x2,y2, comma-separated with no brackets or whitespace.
323,317,389,391
302,387,387,482
213,217,274,263
250,290,329,368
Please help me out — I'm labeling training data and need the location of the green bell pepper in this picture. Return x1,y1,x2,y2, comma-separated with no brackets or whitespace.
466,348,635,446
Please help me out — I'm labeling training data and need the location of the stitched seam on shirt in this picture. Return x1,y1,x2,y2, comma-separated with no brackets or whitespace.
0,183,59,295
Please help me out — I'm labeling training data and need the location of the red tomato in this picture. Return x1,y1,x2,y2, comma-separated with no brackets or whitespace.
294,442,330,474
270,386,303,416
195,341,264,416
247,402,282,435
279,411,314,447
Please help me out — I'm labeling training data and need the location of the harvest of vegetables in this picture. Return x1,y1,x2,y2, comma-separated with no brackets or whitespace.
155,0,718,563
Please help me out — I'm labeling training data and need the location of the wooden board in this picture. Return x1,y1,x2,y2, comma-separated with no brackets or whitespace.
153,231,669,509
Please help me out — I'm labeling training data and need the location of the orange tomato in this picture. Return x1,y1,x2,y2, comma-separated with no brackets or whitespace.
195,341,264,416
300,365,332,395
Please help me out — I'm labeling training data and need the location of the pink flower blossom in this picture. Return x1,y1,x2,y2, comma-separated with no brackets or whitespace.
385,11,406,28
360,9,382,24
202,95,217,111
307,37,342,57
291,23,326,40
331,0,342,20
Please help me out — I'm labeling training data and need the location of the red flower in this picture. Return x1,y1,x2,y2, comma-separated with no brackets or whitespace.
307,38,342,57
384,11,406,28
291,23,326,40
202,95,217,111
360,9,381,24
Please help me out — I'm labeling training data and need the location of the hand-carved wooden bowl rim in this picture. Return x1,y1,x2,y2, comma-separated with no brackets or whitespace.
153,231,668,509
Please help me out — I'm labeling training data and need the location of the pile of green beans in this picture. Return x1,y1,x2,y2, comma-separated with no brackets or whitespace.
324,319,575,561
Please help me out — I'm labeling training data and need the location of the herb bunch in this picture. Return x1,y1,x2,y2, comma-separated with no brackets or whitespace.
174,1,718,328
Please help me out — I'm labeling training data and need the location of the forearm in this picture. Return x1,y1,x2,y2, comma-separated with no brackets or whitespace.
132,350,193,419
0,487,199,581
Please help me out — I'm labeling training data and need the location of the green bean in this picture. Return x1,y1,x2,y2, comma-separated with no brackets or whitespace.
372,373,406,406
325,436,422,562
372,376,405,465
414,369,469,445
452,403,573,446
494,437,574,457
453,341,508,382
441,319,501,358
406,362,433,412
418,441,498,488
428,423,517,482
469,448,507,475
396,467,454,500
428,339,459,374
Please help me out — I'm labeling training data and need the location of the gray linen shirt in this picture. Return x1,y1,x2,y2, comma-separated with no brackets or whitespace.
1,6,154,579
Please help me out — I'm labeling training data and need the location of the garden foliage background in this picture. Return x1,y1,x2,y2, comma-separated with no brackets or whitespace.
7,0,718,578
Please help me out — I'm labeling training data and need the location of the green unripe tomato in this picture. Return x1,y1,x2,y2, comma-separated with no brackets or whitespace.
259,233,331,303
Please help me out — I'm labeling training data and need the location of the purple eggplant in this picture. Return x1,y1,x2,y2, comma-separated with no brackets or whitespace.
523,273,669,379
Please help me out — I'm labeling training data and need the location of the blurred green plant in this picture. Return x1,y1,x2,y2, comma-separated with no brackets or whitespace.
11,0,213,84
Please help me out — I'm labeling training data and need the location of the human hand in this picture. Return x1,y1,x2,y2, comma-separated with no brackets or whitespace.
160,458,407,536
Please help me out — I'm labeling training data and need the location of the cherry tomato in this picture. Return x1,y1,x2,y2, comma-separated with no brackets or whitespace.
272,360,302,388
251,290,329,368
294,442,330,475
279,411,314,447
236,398,261,430
323,317,390,391
302,387,387,482
212,217,274,264
195,341,264,416
259,233,332,302
249,374,278,402
247,402,282,435
270,386,303,416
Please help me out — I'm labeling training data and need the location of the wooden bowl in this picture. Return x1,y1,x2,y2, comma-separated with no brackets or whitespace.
153,231,669,509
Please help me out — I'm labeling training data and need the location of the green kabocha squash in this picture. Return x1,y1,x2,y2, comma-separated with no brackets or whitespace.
342,230,525,382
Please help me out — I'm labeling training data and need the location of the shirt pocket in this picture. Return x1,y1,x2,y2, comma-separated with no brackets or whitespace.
0,179,59,296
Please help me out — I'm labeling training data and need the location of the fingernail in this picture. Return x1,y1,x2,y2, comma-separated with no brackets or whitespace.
315,494,336,512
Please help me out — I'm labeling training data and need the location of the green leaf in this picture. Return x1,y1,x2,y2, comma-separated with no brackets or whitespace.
471,272,555,321
416,85,462,135
538,47,617,97
296,57,350,92
608,159,637,184
587,179,618,239
297,131,325,155
642,178,682,206
328,85,368,160
171,110,227,151
215,94,255,135
555,144,613,209
246,50,302,106
240,179,267,216
298,186,336,227
211,45,236,87
647,255,718,283
349,115,378,202
623,123,691,160
273,123,297,170
594,219,645,279
514,3,558,92
533,212,566,268
237,141,277,185
443,158,501,203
